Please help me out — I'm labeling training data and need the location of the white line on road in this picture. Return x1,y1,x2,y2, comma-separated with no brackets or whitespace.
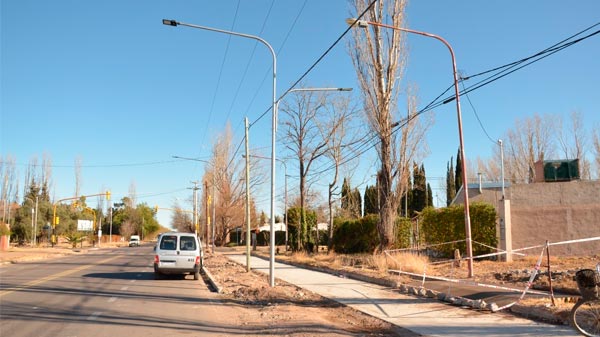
108,297,118,303
87,311,103,321
121,286,129,291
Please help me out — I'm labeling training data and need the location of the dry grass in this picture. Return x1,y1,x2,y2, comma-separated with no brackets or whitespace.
287,251,430,276
376,252,430,274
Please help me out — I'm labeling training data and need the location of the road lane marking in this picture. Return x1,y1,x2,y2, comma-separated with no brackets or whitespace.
87,311,103,321
108,297,118,303
0,256,120,298
121,286,129,291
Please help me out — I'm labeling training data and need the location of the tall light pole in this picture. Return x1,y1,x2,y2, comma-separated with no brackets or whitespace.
347,18,474,277
164,19,279,286
498,139,505,199
25,195,39,246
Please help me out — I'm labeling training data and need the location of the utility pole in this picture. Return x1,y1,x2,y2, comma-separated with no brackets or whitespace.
190,181,200,236
245,117,251,271
205,180,210,250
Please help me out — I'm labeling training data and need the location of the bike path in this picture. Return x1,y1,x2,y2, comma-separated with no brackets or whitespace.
226,254,580,337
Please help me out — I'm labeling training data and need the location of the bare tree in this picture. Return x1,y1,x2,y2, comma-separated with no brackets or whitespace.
171,201,193,233
204,124,255,246
280,89,338,251
504,113,555,183
1,156,18,223
128,180,137,208
349,0,410,250
593,126,600,179
317,93,361,252
556,110,591,179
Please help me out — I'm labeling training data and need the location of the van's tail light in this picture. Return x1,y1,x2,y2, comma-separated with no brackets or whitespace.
195,256,200,266
154,255,159,264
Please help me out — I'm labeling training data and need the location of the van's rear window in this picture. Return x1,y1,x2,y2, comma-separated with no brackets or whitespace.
159,235,178,250
180,236,196,251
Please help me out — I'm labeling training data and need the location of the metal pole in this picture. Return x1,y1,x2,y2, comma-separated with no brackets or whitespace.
191,181,199,236
284,171,288,251
212,175,216,254
34,196,38,246
109,202,113,243
499,139,505,200
245,117,251,272
163,19,277,286
205,180,209,248
31,208,35,246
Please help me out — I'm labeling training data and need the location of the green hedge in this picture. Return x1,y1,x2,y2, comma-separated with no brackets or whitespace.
332,214,378,253
331,202,497,256
421,202,497,258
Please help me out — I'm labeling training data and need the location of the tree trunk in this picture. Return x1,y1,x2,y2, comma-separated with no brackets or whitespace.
378,137,395,250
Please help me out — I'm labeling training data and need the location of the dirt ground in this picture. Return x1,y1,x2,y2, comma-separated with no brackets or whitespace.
204,253,417,336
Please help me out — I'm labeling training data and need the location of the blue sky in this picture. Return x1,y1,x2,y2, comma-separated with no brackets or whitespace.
2,1,599,227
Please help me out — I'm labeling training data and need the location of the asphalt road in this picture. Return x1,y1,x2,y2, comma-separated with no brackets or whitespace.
0,246,240,337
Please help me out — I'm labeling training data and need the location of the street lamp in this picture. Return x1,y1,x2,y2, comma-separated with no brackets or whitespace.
346,18,474,277
25,195,39,246
164,19,279,286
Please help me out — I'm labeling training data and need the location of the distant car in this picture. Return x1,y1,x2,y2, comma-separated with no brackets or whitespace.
154,232,203,280
129,235,140,247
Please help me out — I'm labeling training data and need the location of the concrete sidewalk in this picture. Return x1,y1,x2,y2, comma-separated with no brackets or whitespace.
226,254,579,337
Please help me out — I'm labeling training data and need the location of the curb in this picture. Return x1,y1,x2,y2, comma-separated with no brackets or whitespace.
202,266,223,293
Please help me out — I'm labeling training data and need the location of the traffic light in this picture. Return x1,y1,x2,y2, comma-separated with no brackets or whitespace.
106,190,111,201
55,216,60,225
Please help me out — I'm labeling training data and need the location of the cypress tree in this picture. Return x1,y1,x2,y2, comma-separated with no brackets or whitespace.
455,149,463,193
341,178,350,211
446,158,456,206
427,183,433,207
364,185,379,215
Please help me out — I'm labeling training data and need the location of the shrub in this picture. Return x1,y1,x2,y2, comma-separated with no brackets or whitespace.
0,223,11,236
421,202,497,258
332,214,378,254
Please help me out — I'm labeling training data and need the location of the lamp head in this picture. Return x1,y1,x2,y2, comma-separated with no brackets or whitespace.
162,19,178,27
345,18,369,28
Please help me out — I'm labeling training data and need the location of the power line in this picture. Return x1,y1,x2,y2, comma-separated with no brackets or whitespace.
225,0,277,124
459,79,496,144
10,159,181,168
314,22,600,176
201,0,242,148
249,0,380,127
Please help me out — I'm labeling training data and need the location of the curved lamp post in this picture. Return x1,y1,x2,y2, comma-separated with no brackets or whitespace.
164,19,278,286
346,18,474,277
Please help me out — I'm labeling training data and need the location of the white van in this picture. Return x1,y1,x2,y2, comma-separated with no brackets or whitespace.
153,232,203,280
129,235,140,247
